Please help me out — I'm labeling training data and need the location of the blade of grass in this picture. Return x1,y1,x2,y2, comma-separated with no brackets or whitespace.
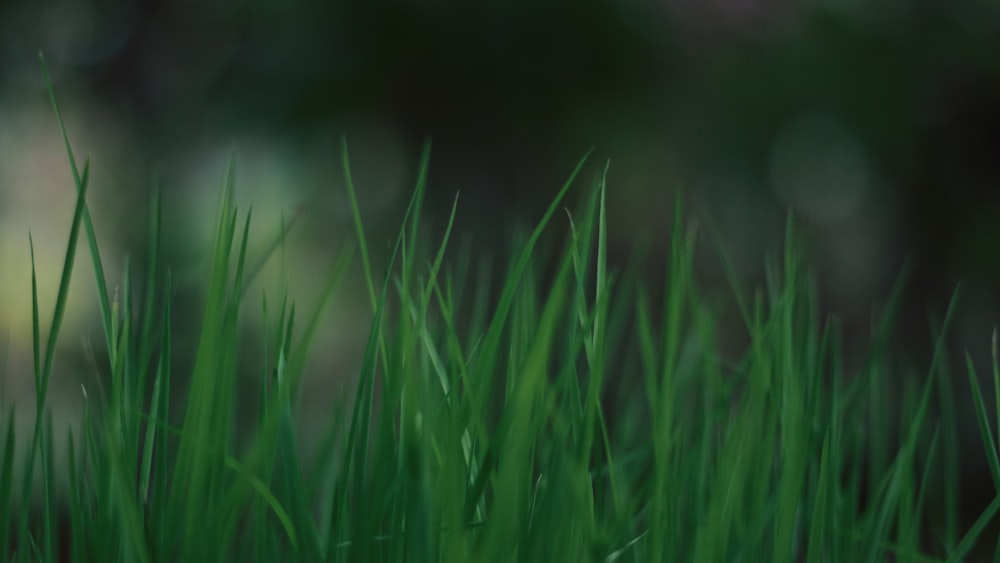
965,354,1000,493
0,410,15,558
19,159,92,551
38,53,113,351
166,154,242,560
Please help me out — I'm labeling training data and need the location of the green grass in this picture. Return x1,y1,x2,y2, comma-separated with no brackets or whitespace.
3,54,1000,562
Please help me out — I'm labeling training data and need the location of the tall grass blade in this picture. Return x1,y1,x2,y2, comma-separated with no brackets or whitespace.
38,53,113,349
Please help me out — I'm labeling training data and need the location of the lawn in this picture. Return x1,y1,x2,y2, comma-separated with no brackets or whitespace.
3,55,1000,562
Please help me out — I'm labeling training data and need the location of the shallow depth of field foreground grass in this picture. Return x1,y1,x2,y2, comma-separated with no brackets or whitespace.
4,59,1000,562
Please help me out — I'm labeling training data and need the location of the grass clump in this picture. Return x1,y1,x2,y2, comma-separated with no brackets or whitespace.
2,55,1000,562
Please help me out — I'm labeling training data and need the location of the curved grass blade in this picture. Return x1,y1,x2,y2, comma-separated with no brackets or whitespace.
38,53,113,350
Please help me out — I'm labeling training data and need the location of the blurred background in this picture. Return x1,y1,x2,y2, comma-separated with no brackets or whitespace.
2,0,1000,534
